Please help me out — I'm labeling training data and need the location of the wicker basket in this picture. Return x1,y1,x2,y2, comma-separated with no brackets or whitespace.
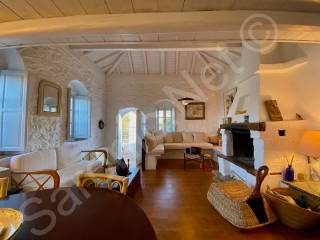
264,188,320,230
207,180,277,229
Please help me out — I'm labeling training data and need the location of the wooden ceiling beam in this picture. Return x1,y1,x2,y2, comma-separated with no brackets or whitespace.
143,51,148,74
199,51,228,69
195,51,216,76
93,50,121,64
106,52,126,75
69,41,241,51
175,51,179,75
127,51,134,73
0,11,320,48
161,51,165,75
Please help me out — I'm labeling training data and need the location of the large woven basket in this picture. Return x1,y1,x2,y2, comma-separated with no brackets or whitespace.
264,188,320,229
207,180,277,229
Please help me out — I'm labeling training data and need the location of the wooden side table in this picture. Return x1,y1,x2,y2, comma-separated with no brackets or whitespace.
127,167,141,197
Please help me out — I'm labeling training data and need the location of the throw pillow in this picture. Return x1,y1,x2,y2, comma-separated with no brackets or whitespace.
182,132,193,143
208,135,221,145
144,135,158,151
193,132,207,143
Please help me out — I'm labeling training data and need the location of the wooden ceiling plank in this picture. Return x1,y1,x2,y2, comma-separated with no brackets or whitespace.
0,0,41,19
158,0,184,12
26,0,63,17
51,0,86,16
79,0,109,14
132,0,158,12
106,0,133,13
0,2,20,21
183,0,209,11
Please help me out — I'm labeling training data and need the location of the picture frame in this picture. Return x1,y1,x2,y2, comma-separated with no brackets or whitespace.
185,102,205,120
223,87,237,116
264,100,283,121
37,80,62,117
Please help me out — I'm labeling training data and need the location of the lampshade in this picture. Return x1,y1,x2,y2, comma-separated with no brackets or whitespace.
298,131,320,158
178,97,194,106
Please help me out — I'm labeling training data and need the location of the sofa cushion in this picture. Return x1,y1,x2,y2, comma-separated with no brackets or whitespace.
193,132,208,143
164,142,214,150
164,133,174,143
56,143,82,169
11,149,57,171
182,132,193,143
172,132,183,143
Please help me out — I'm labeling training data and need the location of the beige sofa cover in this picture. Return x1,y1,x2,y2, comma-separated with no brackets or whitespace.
10,143,103,191
145,132,218,170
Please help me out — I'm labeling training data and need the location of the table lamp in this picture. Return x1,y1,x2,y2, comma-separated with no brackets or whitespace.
298,131,320,181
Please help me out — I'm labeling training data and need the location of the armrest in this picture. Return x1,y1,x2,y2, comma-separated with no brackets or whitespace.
11,169,60,190
82,149,108,167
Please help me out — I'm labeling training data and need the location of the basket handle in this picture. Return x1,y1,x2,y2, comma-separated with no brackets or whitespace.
250,165,269,199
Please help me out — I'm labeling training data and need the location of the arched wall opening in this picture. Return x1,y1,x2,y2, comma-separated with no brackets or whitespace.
117,107,146,166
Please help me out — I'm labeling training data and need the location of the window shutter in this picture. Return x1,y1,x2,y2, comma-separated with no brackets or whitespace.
72,96,91,139
0,70,27,151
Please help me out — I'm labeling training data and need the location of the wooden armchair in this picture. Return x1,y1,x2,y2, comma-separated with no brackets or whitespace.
11,170,60,191
76,173,129,195
0,177,9,199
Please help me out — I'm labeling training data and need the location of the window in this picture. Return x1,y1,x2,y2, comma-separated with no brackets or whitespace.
71,96,91,139
67,80,91,140
0,70,27,151
155,107,175,132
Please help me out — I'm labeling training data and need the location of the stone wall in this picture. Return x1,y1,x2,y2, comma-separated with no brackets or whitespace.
19,46,107,151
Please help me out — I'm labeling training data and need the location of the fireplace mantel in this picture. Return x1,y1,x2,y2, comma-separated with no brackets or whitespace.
220,122,266,131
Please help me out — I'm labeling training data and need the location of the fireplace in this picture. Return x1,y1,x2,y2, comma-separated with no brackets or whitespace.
218,122,266,176
230,129,254,168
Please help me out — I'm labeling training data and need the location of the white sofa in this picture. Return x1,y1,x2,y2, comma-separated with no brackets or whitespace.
144,132,221,170
10,143,105,192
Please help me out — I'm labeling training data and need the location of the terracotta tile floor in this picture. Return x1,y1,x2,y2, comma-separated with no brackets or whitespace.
134,159,320,240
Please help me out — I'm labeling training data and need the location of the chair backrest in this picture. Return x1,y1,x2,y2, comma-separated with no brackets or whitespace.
56,143,82,169
76,173,129,195
0,177,8,199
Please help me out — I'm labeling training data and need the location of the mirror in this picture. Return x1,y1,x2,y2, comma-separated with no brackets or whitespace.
38,80,61,116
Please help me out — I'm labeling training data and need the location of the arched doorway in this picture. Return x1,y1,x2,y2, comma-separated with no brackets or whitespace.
117,108,146,167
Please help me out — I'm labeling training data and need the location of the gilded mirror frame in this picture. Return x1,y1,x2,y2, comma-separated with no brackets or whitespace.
37,80,62,117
